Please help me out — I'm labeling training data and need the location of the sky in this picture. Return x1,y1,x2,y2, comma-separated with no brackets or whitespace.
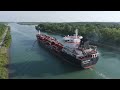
0,11,120,22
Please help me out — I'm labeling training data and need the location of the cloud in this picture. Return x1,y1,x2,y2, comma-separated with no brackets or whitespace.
0,11,120,22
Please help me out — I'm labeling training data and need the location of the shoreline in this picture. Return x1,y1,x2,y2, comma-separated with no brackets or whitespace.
7,46,11,79
0,26,11,79
7,27,12,79
41,31,120,52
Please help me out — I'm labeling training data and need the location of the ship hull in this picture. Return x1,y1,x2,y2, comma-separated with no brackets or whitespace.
37,37,99,69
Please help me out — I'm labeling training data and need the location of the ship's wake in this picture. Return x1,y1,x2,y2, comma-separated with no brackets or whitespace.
31,40,37,50
90,68,111,79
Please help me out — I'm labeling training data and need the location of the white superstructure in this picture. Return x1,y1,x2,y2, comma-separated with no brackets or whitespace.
63,29,83,43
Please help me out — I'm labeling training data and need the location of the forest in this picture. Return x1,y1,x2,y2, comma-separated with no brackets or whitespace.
35,22,120,47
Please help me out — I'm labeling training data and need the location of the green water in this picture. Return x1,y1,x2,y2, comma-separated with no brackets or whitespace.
9,23,120,79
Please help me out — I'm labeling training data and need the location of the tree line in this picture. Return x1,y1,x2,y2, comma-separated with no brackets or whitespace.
35,22,120,46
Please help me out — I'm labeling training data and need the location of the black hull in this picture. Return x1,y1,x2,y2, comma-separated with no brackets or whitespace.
37,39,99,69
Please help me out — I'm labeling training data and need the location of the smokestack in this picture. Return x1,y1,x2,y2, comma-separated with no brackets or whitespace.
38,30,40,35
75,29,78,39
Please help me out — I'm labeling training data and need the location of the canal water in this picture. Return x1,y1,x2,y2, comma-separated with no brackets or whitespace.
9,23,120,79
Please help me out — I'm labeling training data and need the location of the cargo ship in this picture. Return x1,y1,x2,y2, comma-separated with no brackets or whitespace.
36,29,99,69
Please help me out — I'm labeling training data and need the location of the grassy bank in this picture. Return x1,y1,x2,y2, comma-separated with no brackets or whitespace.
0,26,11,79
0,24,7,42
0,47,9,79
3,27,12,48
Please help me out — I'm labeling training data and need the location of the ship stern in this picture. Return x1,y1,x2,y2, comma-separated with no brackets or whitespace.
81,56,99,69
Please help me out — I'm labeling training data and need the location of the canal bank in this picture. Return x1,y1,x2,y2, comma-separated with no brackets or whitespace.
0,26,11,79
9,23,120,79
